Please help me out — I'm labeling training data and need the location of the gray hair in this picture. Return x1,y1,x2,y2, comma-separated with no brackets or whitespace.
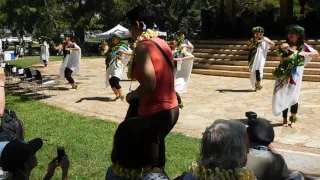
200,120,249,170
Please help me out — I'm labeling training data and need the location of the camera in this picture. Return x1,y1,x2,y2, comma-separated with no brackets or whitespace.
245,111,257,120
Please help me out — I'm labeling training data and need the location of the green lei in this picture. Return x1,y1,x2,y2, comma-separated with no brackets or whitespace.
105,42,128,68
248,39,260,68
173,48,183,58
272,45,305,78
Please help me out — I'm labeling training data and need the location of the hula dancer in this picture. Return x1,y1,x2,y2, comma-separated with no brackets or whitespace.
59,31,81,90
177,31,194,53
169,33,194,92
32,37,50,67
247,26,275,91
105,33,132,101
272,25,319,127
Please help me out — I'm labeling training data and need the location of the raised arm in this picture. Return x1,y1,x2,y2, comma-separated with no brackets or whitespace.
247,39,254,49
129,44,155,100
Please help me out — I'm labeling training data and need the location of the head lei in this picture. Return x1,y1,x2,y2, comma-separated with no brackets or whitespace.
111,33,123,40
169,33,183,46
286,25,305,34
252,26,264,33
64,31,73,37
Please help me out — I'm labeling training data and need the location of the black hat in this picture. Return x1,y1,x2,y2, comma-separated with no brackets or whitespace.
1,138,43,172
247,118,274,146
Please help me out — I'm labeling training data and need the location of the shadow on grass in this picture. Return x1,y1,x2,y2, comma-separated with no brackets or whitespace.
76,97,114,103
216,89,256,93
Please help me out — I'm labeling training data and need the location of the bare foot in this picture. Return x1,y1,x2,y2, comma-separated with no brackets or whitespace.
290,122,295,128
113,96,119,101
283,119,288,127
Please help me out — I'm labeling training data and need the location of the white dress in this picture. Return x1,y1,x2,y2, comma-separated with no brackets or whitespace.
174,50,194,93
272,44,316,116
105,45,132,88
249,37,271,88
59,43,81,79
40,41,50,64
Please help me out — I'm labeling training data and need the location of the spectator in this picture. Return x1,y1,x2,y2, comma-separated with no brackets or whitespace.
0,67,5,117
246,116,303,180
124,3,179,169
106,122,170,179
175,120,255,180
0,138,70,180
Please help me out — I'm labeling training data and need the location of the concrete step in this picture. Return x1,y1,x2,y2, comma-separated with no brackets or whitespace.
195,58,320,68
193,49,278,55
192,69,320,82
193,64,320,75
193,53,320,62
193,44,320,51
191,39,320,45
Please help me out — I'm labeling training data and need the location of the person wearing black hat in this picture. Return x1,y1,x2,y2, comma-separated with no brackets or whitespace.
246,117,304,180
1,138,70,180
59,31,81,90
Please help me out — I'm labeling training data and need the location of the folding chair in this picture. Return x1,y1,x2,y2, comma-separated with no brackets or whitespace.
23,68,35,92
32,70,56,98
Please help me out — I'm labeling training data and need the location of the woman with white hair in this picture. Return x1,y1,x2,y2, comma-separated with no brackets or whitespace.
175,120,256,180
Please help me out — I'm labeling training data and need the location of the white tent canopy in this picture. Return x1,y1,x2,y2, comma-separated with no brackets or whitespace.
96,24,167,39
96,24,131,38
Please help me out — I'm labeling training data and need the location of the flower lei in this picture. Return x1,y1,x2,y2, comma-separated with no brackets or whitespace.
252,26,264,33
189,162,256,180
105,42,128,68
285,25,305,34
112,164,162,179
127,29,158,79
173,47,187,58
248,39,260,68
272,45,304,78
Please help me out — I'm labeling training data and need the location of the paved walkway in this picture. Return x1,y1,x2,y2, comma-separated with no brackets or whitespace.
30,58,320,176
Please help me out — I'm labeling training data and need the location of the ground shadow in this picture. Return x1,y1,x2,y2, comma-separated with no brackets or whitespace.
76,97,114,103
216,89,255,93
271,123,284,127
51,87,70,91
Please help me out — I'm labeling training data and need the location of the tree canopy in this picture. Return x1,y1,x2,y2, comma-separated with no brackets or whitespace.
0,0,320,40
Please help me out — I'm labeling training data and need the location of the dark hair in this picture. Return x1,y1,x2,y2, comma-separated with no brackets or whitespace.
126,4,156,30
111,121,158,169
286,33,305,48
177,30,186,36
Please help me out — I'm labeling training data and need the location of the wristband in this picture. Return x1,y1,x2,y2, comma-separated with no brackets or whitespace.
0,85,4,88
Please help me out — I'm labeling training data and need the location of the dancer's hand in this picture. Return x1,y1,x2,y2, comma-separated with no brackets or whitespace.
117,50,124,55
299,51,309,56
280,43,289,51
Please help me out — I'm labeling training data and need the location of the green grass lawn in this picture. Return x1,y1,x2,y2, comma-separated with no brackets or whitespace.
4,56,200,179
7,56,103,68
5,93,200,179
